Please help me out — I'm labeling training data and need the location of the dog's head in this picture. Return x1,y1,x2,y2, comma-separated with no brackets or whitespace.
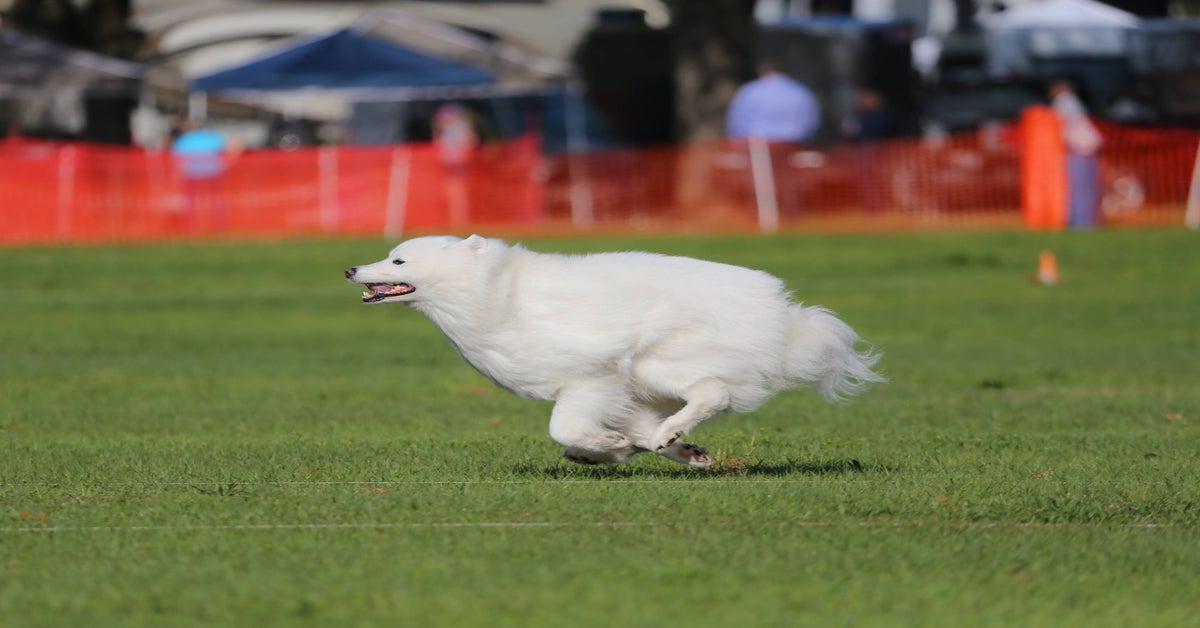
344,234,494,305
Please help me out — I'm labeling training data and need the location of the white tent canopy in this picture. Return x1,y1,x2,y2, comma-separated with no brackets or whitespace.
984,0,1140,78
984,0,1139,30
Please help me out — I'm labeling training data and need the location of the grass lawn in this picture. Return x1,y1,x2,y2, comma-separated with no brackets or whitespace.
1,229,1197,627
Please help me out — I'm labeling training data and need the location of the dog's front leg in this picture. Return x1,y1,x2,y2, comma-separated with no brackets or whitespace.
650,378,731,453
549,381,639,465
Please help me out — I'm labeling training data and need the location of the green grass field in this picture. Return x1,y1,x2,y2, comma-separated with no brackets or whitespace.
2,229,1198,627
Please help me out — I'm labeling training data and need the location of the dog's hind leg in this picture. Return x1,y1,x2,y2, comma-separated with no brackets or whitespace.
550,381,640,465
649,379,730,456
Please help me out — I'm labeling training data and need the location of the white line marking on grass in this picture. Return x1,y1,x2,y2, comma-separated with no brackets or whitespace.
0,521,1174,534
1,479,868,488
2,522,650,533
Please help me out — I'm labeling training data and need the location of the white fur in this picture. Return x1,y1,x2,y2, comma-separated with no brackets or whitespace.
347,234,884,467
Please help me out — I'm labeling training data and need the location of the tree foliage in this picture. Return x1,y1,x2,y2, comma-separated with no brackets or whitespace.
6,0,141,59
668,0,758,141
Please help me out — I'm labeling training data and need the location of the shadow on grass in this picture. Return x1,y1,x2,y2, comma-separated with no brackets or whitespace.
511,457,898,480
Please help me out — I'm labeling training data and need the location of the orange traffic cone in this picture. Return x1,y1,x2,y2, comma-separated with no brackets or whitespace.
1035,250,1059,285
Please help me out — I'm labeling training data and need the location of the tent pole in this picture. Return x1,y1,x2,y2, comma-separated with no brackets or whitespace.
188,91,207,121
564,80,593,228
1186,138,1200,230
319,145,339,232
384,146,411,241
55,145,78,241
748,136,780,233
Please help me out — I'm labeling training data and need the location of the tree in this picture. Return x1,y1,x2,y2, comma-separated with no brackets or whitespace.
5,0,141,59
668,0,758,142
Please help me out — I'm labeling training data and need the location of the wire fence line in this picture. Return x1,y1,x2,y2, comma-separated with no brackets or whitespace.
0,478,871,489
0,520,1176,534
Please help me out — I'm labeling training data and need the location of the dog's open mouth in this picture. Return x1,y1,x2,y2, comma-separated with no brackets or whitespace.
362,282,415,303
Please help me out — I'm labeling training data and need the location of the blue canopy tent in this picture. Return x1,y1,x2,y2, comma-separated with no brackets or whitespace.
188,20,596,229
192,28,495,92
187,23,594,148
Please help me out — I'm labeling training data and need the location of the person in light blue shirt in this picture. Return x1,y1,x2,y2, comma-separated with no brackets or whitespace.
171,118,239,232
726,63,821,219
726,64,820,143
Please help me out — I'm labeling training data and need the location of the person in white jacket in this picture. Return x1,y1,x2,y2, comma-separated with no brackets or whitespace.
1049,80,1103,228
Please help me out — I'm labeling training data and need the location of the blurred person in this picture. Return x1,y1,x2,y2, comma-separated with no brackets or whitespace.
843,88,896,212
171,118,240,232
844,88,894,142
726,62,820,219
727,62,820,143
433,103,478,228
1106,79,1156,125
1048,80,1102,228
268,115,321,150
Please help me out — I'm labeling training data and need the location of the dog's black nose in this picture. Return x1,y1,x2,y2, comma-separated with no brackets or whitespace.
345,267,357,280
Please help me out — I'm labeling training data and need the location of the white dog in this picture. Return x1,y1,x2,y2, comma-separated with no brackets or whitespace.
346,235,883,468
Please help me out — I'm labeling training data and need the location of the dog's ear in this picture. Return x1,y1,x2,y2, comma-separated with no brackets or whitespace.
464,234,489,254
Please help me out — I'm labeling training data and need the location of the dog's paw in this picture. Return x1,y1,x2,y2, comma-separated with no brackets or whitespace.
656,440,714,469
680,442,714,468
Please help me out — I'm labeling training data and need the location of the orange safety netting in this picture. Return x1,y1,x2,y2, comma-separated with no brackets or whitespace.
1,122,1196,245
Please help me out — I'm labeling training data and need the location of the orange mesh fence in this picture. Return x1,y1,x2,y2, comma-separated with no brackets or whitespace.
0,133,546,244
1093,122,1200,225
1,122,1197,245
542,120,1197,233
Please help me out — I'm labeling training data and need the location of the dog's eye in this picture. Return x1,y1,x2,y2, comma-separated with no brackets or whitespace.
392,259,405,265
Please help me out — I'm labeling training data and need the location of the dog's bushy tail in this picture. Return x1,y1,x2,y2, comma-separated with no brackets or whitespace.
784,304,886,402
